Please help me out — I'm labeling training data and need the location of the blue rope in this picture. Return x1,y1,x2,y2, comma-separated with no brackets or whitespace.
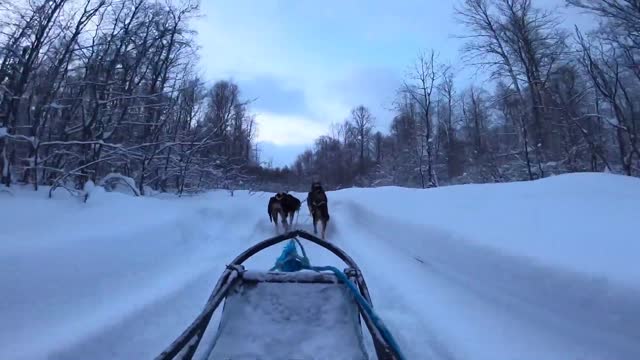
270,239,406,360
269,239,309,272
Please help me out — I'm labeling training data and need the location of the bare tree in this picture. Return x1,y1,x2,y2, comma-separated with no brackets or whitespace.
567,1,640,175
0,0,69,186
403,50,440,187
0,0,259,197
350,105,375,175
461,86,489,159
438,68,465,179
575,29,639,175
455,0,568,179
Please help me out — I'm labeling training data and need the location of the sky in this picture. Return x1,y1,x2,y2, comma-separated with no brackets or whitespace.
193,0,592,168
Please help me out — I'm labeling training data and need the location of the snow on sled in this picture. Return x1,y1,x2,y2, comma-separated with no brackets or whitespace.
155,230,405,360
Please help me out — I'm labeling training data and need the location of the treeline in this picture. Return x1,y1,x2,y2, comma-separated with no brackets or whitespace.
0,0,257,196
259,0,640,190
3,0,638,196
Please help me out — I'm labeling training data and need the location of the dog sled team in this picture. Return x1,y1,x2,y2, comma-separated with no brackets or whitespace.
268,180,330,239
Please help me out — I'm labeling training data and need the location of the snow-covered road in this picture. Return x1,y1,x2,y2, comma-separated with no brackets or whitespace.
2,173,639,360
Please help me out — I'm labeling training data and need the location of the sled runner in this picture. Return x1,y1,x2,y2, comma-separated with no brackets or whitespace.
155,229,404,360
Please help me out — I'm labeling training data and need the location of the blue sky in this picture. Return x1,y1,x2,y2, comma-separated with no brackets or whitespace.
193,0,590,168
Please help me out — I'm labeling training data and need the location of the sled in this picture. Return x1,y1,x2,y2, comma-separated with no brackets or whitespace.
155,229,404,360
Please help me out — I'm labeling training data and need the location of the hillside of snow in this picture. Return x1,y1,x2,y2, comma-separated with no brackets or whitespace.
1,173,639,360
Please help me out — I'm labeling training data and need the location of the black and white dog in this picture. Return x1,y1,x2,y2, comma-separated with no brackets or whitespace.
268,192,301,232
283,193,301,226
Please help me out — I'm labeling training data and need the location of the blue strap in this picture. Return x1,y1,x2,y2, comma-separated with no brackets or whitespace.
270,240,406,360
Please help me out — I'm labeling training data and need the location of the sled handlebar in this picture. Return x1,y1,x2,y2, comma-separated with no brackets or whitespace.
229,229,374,303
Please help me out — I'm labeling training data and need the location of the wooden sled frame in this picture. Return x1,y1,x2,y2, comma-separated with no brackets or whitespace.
155,229,400,360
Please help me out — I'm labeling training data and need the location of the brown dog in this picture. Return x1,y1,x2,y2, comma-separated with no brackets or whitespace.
307,181,330,239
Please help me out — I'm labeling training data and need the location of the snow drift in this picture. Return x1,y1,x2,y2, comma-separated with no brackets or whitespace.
332,172,640,289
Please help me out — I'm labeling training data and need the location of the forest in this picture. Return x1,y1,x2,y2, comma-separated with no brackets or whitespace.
1,0,639,196
0,0,255,197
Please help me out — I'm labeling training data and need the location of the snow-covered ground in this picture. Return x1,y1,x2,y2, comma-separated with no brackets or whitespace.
1,173,639,360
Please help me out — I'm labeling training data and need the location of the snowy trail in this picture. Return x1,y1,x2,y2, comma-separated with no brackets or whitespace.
3,174,640,360
39,192,346,360
329,199,640,360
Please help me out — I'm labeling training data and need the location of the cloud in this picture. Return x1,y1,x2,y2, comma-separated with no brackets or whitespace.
192,1,352,134
257,142,310,168
330,67,403,130
191,1,467,138
238,76,309,116
254,112,327,146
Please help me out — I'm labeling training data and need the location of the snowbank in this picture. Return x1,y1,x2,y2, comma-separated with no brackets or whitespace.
333,172,640,289
0,186,257,360
98,172,141,196
327,173,640,360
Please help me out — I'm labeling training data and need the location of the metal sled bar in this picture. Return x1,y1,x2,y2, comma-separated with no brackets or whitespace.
241,270,353,284
155,230,399,360
229,230,395,359
229,230,375,308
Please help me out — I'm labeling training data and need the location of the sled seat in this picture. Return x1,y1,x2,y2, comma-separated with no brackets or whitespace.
207,270,368,360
